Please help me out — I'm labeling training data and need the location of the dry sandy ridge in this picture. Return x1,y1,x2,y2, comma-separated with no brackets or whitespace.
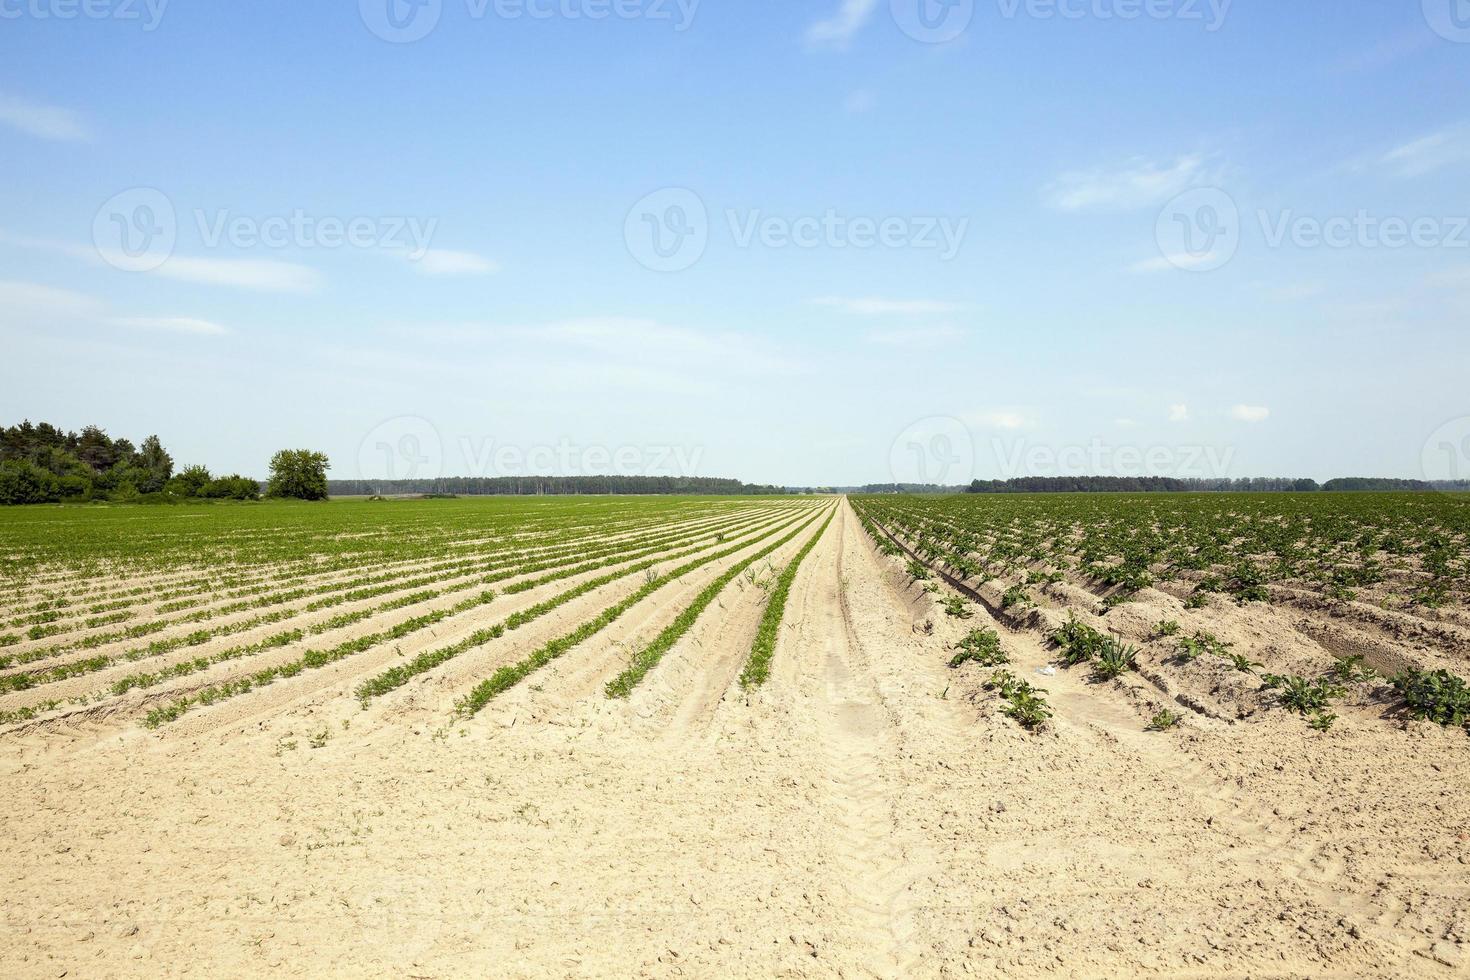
1,499,1467,977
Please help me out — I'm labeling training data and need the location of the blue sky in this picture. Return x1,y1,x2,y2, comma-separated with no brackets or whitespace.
3,0,1469,486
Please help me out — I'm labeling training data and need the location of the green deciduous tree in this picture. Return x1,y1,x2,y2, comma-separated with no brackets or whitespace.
266,450,329,501
167,464,213,498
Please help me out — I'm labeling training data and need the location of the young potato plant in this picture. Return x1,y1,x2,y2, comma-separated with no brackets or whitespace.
984,669,1051,730
1391,669,1470,730
941,595,973,619
1147,708,1182,731
1261,674,1346,715
1226,652,1263,674
1175,630,1230,664
1051,613,1106,667
1000,584,1033,611
1328,655,1376,684
948,628,1007,669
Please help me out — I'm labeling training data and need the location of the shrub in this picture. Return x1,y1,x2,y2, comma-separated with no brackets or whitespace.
204,475,261,500
0,460,62,504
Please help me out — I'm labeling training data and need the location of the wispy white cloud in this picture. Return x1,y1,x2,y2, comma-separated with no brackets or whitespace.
1230,404,1270,423
1129,252,1226,274
813,296,965,316
138,254,321,293
410,248,501,277
0,93,90,142
0,280,230,339
1378,124,1470,178
0,280,106,317
806,0,879,48
1045,155,1213,212
0,232,322,293
1168,403,1190,423
110,316,231,337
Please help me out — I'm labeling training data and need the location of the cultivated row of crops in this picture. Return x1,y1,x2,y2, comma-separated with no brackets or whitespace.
852,492,1470,611
0,496,836,731
851,492,1470,736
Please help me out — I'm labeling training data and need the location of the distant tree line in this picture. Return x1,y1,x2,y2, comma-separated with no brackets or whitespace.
957,476,1470,494
962,476,1319,493
844,483,962,495
1319,477,1470,492
329,476,785,496
0,421,335,505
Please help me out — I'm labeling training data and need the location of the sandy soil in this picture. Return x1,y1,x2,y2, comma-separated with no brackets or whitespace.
1,499,1467,977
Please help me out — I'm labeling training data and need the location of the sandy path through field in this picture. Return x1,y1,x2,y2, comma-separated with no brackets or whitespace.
0,499,1466,977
